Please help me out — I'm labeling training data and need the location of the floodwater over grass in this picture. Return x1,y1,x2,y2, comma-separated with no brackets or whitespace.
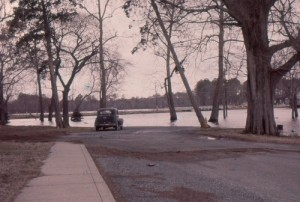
8,108,300,136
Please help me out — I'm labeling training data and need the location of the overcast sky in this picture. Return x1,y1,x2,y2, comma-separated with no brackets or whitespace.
6,0,240,99
83,1,221,99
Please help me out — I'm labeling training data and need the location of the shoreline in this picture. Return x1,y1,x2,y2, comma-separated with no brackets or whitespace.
8,105,290,120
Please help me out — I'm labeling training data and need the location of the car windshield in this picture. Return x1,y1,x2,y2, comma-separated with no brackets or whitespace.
98,109,115,116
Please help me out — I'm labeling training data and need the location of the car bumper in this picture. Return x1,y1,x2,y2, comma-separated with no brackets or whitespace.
95,123,117,127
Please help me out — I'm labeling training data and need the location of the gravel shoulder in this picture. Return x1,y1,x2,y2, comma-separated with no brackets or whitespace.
1,125,299,202
0,126,93,202
0,141,53,202
64,127,300,202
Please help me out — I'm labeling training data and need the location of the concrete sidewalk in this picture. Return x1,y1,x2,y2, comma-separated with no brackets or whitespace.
14,142,116,202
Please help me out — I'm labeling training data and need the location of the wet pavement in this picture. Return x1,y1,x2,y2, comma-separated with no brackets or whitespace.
14,142,115,202
62,126,300,202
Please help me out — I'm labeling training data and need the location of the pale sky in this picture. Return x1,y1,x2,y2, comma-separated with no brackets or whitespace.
99,3,220,98
68,1,222,99
7,0,239,99
5,0,299,99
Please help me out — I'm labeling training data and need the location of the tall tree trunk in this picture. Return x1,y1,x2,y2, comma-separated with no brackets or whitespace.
291,93,298,119
222,1,277,135
243,17,276,135
166,11,177,122
209,4,224,123
62,89,70,127
48,96,54,122
41,0,63,127
222,0,300,135
166,50,177,121
37,71,44,122
33,41,44,122
223,80,228,119
151,0,209,128
0,64,7,125
98,0,107,108
290,78,298,119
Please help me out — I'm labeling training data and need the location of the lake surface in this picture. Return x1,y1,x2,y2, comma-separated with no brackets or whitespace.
8,108,300,136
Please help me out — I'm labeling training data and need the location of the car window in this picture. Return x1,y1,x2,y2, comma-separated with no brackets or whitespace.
98,110,113,116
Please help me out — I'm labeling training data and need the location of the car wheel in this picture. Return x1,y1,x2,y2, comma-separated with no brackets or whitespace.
115,123,119,131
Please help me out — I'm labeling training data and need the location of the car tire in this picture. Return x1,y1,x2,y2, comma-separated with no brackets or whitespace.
115,123,119,131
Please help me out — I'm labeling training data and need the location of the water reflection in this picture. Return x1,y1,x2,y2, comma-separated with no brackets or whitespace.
8,108,299,136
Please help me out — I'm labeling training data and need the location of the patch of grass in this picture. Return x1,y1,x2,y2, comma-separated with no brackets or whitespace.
0,126,93,142
0,125,298,202
0,142,53,202
0,125,93,202
198,128,300,144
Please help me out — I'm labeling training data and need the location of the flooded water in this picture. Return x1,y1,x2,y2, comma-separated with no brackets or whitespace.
8,108,300,136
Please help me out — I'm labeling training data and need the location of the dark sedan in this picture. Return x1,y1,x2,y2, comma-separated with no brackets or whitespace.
94,108,124,131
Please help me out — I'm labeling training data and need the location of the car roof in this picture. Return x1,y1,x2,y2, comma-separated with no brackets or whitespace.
97,108,118,111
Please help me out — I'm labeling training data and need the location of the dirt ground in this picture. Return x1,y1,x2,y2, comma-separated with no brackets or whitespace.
0,141,53,202
64,127,300,202
1,125,299,202
0,126,93,202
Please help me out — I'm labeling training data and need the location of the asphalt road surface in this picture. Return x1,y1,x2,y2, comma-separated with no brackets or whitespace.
63,126,300,202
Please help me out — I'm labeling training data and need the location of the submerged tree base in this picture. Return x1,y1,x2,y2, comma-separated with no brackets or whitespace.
208,118,218,124
170,117,177,122
201,118,211,128
0,121,8,126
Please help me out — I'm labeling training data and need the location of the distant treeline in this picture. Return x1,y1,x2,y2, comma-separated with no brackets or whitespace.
8,77,296,114
8,92,192,114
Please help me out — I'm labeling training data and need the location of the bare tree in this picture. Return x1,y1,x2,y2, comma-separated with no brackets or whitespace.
16,38,48,122
0,0,12,23
54,17,99,127
9,0,78,127
124,0,217,125
74,0,122,108
208,1,225,124
288,70,300,119
279,68,300,119
74,0,128,108
161,0,300,135
129,0,182,121
150,0,209,127
0,32,26,124
220,0,300,135
102,50,127,99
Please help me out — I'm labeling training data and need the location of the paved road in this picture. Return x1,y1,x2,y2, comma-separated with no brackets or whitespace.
63,127,300,202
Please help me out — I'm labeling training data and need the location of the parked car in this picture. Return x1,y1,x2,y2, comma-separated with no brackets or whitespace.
94,108,124,131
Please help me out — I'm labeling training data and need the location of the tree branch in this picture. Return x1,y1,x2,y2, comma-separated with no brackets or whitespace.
269,40,292,55
271,53,300,84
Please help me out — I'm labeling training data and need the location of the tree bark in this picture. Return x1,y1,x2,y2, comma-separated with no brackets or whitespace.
223,80,228,119
98,0,107,108
0,64,7,125
33,41,44,122
243,15,276,135
41,0,63,127
291,93,298,119
48,96,54,122
166,49,177,121
166,8,177,122
222,0,285,135
62,89,70,127
36,70,44,122
209,3,224,124
151,0,209,128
